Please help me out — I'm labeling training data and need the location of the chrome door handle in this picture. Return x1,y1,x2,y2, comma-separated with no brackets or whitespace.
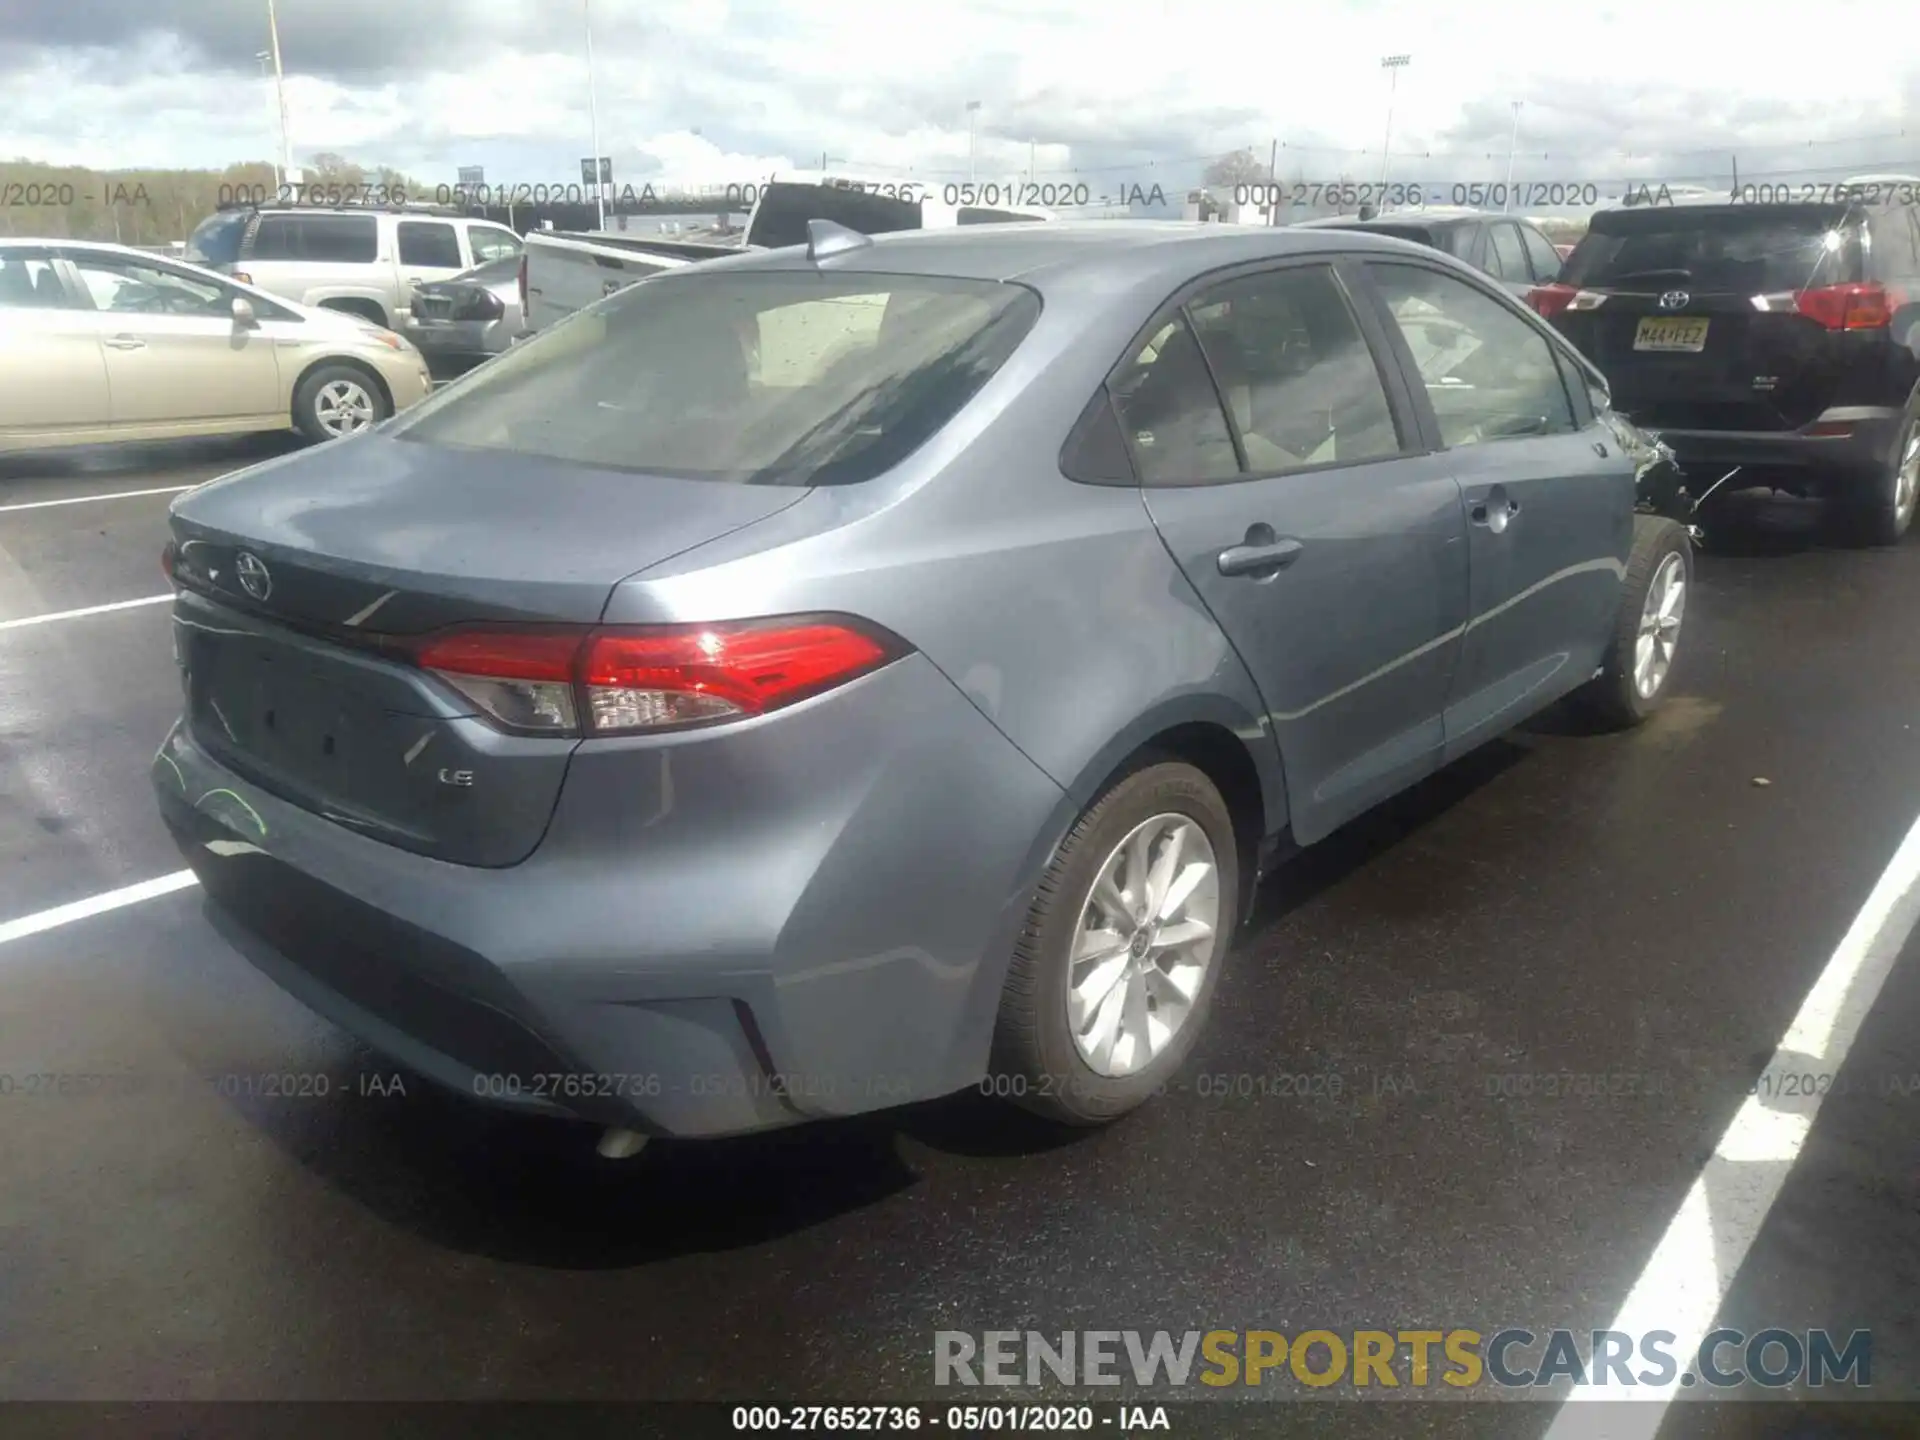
1217,537,1304,577
103,335,146,350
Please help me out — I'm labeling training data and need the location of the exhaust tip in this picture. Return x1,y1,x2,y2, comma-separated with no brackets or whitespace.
596,1127,649,1160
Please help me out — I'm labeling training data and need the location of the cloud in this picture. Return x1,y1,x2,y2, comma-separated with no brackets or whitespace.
2,0,1917,205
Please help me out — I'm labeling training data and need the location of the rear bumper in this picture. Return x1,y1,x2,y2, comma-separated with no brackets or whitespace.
1652,408,1901,491
152,652,1068,1138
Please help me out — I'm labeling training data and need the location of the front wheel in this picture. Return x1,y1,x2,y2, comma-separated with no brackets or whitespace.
292,363,389,442
990,761,1239,1125
1575,514,1692,730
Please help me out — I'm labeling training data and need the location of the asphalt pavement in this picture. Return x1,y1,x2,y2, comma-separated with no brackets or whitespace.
1,440,1916,1437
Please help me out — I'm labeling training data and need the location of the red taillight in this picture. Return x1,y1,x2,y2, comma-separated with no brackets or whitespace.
1794,283,1892,330
404,618,901,736
1527,283,1579,319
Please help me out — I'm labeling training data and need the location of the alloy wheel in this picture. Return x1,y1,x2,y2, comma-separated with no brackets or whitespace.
1634,551,1686,699
1066,813,1221,1078
314,379,377,436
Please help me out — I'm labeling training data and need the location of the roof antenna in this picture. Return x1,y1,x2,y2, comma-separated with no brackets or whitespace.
806,219,873,263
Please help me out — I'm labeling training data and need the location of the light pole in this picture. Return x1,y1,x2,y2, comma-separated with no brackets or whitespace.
1378,54,1410,190
1503,101,1521,211
255,52,279,188
966,100,981,183
265,0,293,186
584,0,606,230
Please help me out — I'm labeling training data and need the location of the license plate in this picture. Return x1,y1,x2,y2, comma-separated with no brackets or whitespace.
1634,317,1710,353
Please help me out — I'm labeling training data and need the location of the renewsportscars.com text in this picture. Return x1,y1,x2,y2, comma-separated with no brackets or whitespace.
934,1328,1870,1390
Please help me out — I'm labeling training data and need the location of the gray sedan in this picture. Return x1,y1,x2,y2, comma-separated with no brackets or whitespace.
395,254,526,379
152,219,1689,1154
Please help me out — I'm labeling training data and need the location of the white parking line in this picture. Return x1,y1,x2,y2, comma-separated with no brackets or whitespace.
0,484,195,515
0,594,172,631
0,870,199,947
1543,807,1920,1438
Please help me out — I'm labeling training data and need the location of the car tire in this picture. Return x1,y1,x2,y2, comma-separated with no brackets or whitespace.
1574,514,1692,730
990,760,1239,1126
292,363,390,443
1834,404,1920,548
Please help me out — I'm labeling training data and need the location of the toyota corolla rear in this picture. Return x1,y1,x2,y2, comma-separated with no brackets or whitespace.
152,262,1070,1138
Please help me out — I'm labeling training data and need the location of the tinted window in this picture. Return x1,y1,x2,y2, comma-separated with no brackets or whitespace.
398,221,461,268
0,251,71,308
1370,263,1576,446
1485,223,1526,281
1109,316,1240,484
1187,265,1402,473
1519,225,1563,282
467,225,521,263
958,208,1045,225
184,211,248,266
1562,207,1858,292
248,213,378,263
391,272,1039,485
747,184,924,249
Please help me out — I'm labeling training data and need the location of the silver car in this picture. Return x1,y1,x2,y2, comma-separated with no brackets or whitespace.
395,255,527,379
0,239,434,452
152,220,1690,1153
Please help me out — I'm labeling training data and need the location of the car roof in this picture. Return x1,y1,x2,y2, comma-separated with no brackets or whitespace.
695,219,1447,294
1296,208,1524,231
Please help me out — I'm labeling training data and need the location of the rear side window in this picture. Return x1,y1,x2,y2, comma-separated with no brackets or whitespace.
390,272,1040,485
249,213,378,263
184,211,248,266
1109,315,1241,484
1519,225,1563,282
398,221,461,268
1562,208,1858,293
1485,224,1526,281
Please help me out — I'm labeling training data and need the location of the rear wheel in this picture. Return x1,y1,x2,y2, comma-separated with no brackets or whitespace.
1575,515,1692,730
991,761,1238,1125
1835,408,1920,547
292,363,389,442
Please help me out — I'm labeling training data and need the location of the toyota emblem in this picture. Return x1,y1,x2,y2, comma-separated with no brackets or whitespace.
1657,290,1690,311
234,551,273,601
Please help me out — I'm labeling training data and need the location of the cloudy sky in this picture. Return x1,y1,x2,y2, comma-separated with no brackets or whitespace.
3,0,1919,204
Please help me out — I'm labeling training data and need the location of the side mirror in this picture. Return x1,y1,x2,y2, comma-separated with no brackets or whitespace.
231,296,257,327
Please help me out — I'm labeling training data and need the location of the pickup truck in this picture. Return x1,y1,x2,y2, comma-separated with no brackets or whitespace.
519,171,1054,330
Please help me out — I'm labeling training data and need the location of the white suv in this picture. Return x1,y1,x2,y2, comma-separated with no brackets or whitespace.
183,205,523,329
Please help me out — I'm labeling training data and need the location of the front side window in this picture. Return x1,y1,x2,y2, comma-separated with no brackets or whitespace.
1186,264,1403,473
67,255,231,316
467,226,522,263
390,272,1040,485
1369,263,1577,447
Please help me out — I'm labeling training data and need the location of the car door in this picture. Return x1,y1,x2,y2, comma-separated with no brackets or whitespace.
1359,259,1635,761
395,219,466,289
59,250,281,427
0,247,115,449
1121,258,1470,844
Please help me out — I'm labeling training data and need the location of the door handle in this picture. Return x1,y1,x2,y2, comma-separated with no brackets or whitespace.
1469,493,1521,534
1217,536,1304,577
103,335,146,350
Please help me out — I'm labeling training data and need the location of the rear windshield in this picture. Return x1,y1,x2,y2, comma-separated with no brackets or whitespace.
1561,207,1858,292
390,271,1041,485
1362,224,1441,250
185,211,249,266
747,184,924,250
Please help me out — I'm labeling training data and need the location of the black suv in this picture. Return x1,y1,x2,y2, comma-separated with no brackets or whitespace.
1530,195,1920,543
1296,209,1567,299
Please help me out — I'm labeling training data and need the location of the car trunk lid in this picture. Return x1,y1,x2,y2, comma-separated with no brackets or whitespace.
167,435,805,866
1551,204,1868,432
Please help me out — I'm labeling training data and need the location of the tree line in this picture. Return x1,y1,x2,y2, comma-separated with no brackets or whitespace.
0,154,431,245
